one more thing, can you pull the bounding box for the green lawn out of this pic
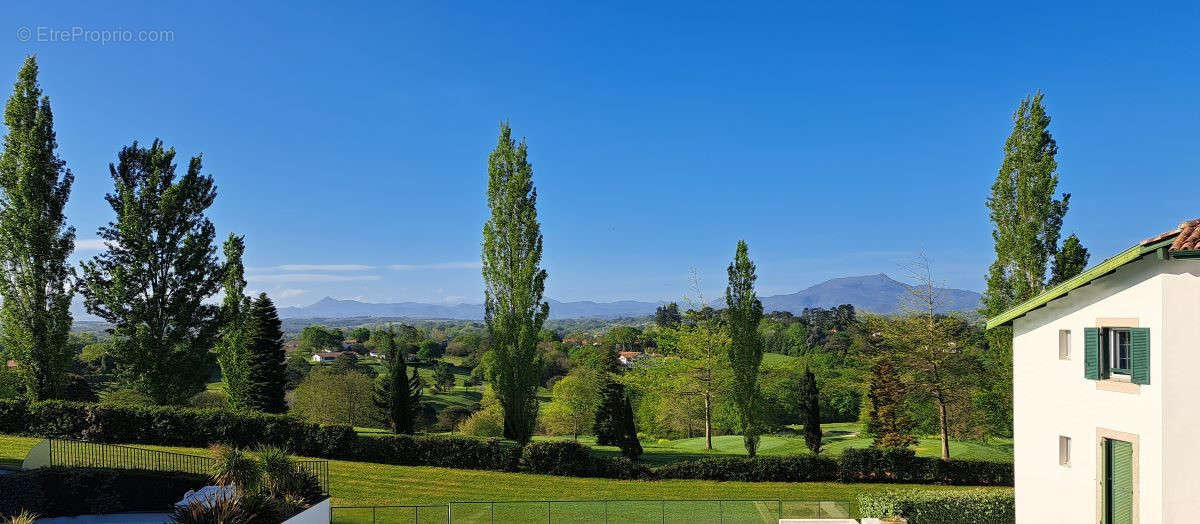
[537,422,1012,465]
[0,434,1008,522]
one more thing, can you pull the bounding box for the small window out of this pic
[1104,328,1131,376]
[1059,435,1071,466]
[1058,330,1071,360]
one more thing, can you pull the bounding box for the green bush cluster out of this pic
[839,448,1013,486]
[0,400,356,457]
[857,488,1015,524]
[0,467,207,517]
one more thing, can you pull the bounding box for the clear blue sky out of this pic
[4,2,1198,307]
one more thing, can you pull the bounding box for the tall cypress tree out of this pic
[79,139,222,405]
[866,358,917,449]
[726,240,764,457]
[373,328,414,434]
[593,347,642,458]
[801,366,822,455]
[481,122,548,444]
[216,234,253,408]
[0,57,76,400]
[245,293,286,413]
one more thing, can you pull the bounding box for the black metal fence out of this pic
[331,499,853,523]
[45,438,330,494]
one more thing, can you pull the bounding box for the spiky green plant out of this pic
[209,445,261,494]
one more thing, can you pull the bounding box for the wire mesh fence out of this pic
[44,438,330,494]
[331,499,852,523]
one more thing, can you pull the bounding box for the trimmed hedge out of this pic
[520,441,595,476]
[858,488,1015,524]
[0,399,357,457]
[352,433,522,471]
[839,448,1013,486]
[655,455,838,482]
[0,467,208,517]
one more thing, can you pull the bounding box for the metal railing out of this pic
[44,438,330,494]
[331,499,852,523]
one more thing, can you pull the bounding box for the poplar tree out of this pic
[245,293,287,413]
[79,139,223,405]
[726,240,764,456]
[1049,234,1090,286]
[0,57,76,400]
[981,92,1083,438]
[481,122,548,444]
[216,234,253,408]
[801,366,822,455]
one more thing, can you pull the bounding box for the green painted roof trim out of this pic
[985,238,1176,330]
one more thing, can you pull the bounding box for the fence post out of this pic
[778,500,782,520]
[604,500,608,524]
[491,502,494,524]
[661,500,665,524]
[719,500,723,524]
[448,503,453,524]
[372,506,376,524]
[547,501,551,524]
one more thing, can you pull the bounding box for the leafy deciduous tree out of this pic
[0,56,76,400]
[215,234,252,408]
[481,122,548,444]
[726,240,764,456]
[79,139,223,405]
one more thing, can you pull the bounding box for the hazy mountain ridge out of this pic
[274,274,981,320]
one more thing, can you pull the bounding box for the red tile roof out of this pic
[1169,218,1200,251]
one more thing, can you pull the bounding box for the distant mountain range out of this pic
[275,274,981,320]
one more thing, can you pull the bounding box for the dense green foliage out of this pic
[726,240,765,456]
[245,293,287,413]
[858,488,1015,523]
[1049,233,1089,286]
[865,358,917,448]
[78,139,223,405]
[801,366,822,454]
[373,329,415,434]
[838,448,1012,485]
[481,122,549,444]
[215,234,252,408]
[0,57,76,400]
[0,467,207,517]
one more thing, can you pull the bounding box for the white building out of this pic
[988,218,1200,524]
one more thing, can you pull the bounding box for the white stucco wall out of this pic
[1012,256,1200,523]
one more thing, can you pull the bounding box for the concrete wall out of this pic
[1160,264,1200,522]
[1012,256,1195,523]
[283,497,330,524]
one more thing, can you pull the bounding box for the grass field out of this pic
[0,434,1009,522]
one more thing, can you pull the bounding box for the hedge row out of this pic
[0,400,1012,486]
[857,488,1015,524]
[0,400,356,457]
[0,467,208,517]
[839,448,1013,486]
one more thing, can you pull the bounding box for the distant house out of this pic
[5,359,16,369]
[618,351,644,368]
[311,351,343,363]
[283,340,301,352]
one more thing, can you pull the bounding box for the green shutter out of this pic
[1107,439,1133,524]
[1084,327,1100,380]
[1131,328,1150,385]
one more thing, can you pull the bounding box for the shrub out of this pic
[520,440,595,476]
[592,456,652,480]
[857,489,1015,524]
[838,448,1013,486]
[655,456,838,482]
[0,467,207,517]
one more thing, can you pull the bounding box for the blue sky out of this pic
[4,2,1198,307]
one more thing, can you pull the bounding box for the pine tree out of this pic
[1049,233,1089,286]
[618,393,643,459]
[79,139,223,405]
[801,366,822,455]
[373,329,414,434]
[244,293,287,413]
[216,234,253,408]
[481,122,548,444]
[865,358,917,449]
[726,240,764,456]
[0,56,76,400]
[591,348,643,459]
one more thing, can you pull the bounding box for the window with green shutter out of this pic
[1084,327,1100,380]
[1130,327,1150,385]
[1105,438,1133,524]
